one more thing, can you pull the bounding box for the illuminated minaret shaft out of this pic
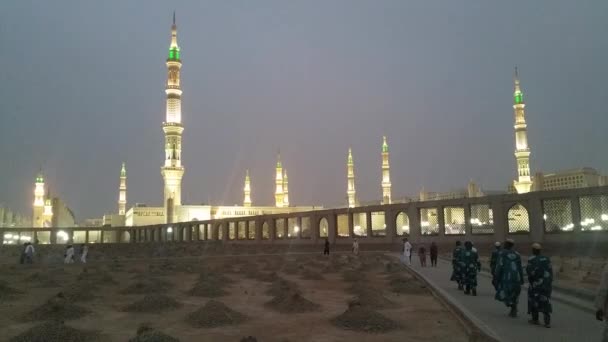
[118,162,127,215]
[33,172,45,227]
[244,169,252,207]
[512,67,533,193]
[381,136,392,204]
[283,170,289,207]
[161,13,185,223]
[275,153,284,207]
[347,148,356,208]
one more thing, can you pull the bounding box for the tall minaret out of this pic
[118,162,127,215]
[512,67,533,194]
[283,170,290,207]
[243,169,252,207]
[33,171,45,227]
[43,188,53,227]
[161,12,185,223]
[275,153,284,207]
[381,136,392,204]
[347,148,356,208]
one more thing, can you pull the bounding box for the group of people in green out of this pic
[451,239,553,328]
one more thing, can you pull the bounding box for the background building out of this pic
[508,168,608,193]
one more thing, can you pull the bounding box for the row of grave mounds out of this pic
[18,292,91,322]
[9,320,101,342]
[331,300,401,334]
[122,294,183,313]
[185,300,248,328]
[0,280,24,301]
[129,324,180,342]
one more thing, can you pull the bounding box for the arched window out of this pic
[319,217,329,238]
[262,222,270,240]
[508,203,530,234]
[396,212,410,236]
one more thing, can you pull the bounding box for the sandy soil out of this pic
[0,253,468,342]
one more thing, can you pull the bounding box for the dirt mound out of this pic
[331,303,400,333]
[121,278,171,294]
[186,300,247,328]
[342,269,365,282]
[128,324,180,342]
[265,290,320,313]
[384,261,406,274]
[198,270,234,284]
[25,272,60,288]
[77,268,116,285]
[60,282,98,302]
[266,278,299,297]
[9,321,99,342]
[0,280,23,300]
[348,287,397,309]
[300,269,324,280]
[123,294,182,313]
[281,263,302,275]
[254,271,278,282]
[20,294,90,322]
[188,278,228,298]
[388,275,427,294]
[240,336,258,342]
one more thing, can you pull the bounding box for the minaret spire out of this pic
[118,162,127,215]
[381,136,392,204]
[243,169,252,207]
[512,67,533,193]
[347,148,356,208]
[275,152,284,207]
[33,171,45,227]
[283,170,290,207]
[161,14,185,223]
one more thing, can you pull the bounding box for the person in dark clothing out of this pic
[490,241,502,290]
[526,243,553,328]
[495,239,524,317]
[418,245,427,267]
[323,239,330,255]
[462,241,481,296]
[19,243,27,264]
[430,242,438,267]
[451,241,465,290]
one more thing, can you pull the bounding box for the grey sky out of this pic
[1,1,607,220]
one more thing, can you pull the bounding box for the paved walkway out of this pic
[408,257,605,342]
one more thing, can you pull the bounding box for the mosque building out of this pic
[122,16,318,227]
[27,18,608,229]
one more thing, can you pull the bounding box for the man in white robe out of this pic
[403,238,412,266]
[64,245,75,264]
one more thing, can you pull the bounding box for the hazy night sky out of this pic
[1,1,607,221]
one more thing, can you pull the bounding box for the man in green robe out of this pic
[462,241,481,296]
[490,241,501,290]
[494,239,524,317]
[450,241,465,290]
[526,243,552,328]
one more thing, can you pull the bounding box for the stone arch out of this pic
[262,221,270,240]
[121,231,130,243]
[319,217,329,238]
[395,211,410,236]
[507,203,530,234]
[215,223,223,240]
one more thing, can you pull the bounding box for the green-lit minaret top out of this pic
[168,11,180,61]
[348,148,353,165]
[35,174,44,183]
[121,162,126,177]
[514,67,524,105]
[276,152,282,168]
[382,136,389,153]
